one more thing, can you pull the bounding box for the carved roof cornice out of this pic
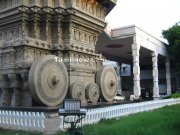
[97,0,116,15]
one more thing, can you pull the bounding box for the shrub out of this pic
[171,93,180,98]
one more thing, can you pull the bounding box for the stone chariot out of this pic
[0,0,117,107]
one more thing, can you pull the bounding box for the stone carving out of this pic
[28,55,69,106]
[0,0,116,107]
[71,27,97,45]
[74,0,106,19]
[86,83,100,103]
[1,27,22,46]
[8,74,22,107]
[96,66,118,102]
[70,82,85,101]
[21,73,32,106]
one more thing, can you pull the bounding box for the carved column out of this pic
[57,19,63,45]
[166,58,172,96]
[0,75,12,106]
[46,20,50,42]
[117,63,122,95]
[34,19,39,39]
[8,74,22,106]
[132,43,141,99]
[22,18,27,38]
[21,74,32,106]
[152,52,160,100]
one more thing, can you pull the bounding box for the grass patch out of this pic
[80,104,180,135]
[0,128,43,135]
[171,93,180,98]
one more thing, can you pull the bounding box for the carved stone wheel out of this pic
[96,66,118,102]
[70,82,85,101]
[28,55,69,106]
[86,83,100,103]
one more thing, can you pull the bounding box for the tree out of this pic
[162,22,180,71]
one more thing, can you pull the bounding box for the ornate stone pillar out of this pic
[166,58,172,96]
[34,19,39,39]
[22,19,27,38]
[46,20,50,42]
[21,73,32,106]
[117,63,122,95]
[0,75,12,106]
[8,74,22,106]
[0,88,12,106]
[152,52,160,100]
[132,43,141,99]
[57,19,61,44]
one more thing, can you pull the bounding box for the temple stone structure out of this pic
[0,0,117,107]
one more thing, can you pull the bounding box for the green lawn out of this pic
[0,104,180,135]
[58,104,180,135]
[81,104,180,135]
[0,130,42,135]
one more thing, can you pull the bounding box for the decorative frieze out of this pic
[0,26,21,44]
[74,0,106,19]
[2,47,15,67]
[29,0,42,7]
[71,27,97,45]
[0,47,50,69]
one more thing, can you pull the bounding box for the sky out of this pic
[105,0,180,43]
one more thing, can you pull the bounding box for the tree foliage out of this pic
[162,22,180,70]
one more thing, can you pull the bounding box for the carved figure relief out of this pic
[74,0,105,19]
[16,49,23,62]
